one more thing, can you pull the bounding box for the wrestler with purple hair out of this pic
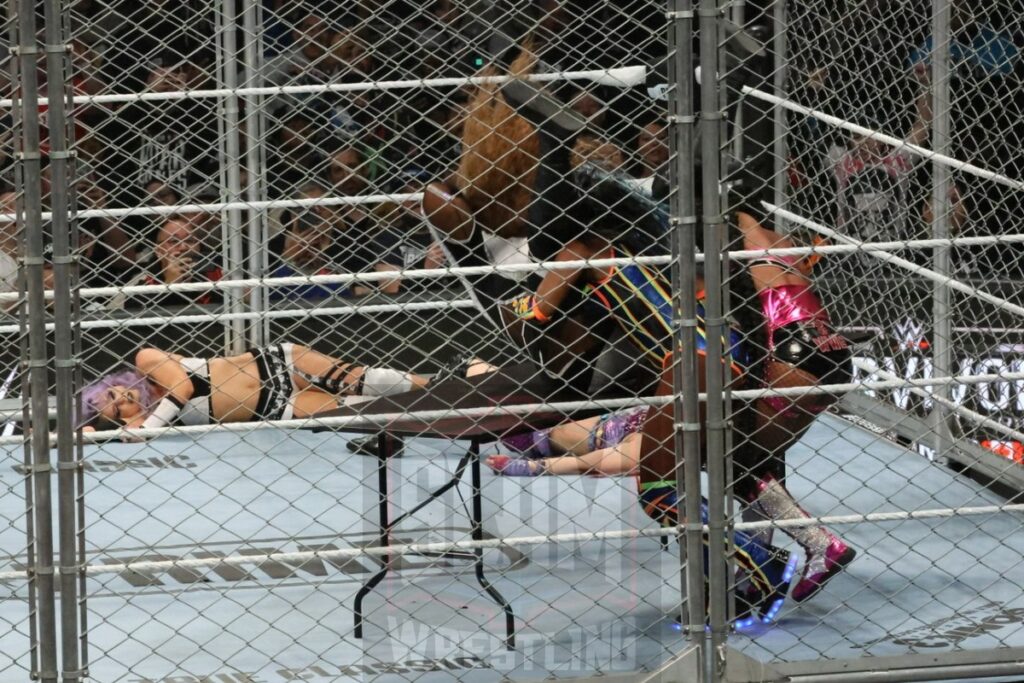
[80,344,427,437]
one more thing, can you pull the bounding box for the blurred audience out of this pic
[101,56,218,207]
[830,85,965,256]
[8,0,1016,318]
[326,144,379,224]
[41,161,138,288]
[258,3,336,121]
[127,216,223,308]
[634,118,668,181]
[268,206,347,301]
[267,200,401,300]
[909,1,1023,276]
[369,176,447,293]
[269,107,328,198]
[331,203,404,298]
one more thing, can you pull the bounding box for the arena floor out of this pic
[2,414,1023,682]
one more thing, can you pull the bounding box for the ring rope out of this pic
[765,203,1024,321]
[0,193,422,224]
[0,66,648,108]
[0,299,478,335]
[4,370,1023,447]
[743,85,1024,191]
[3,232,1021,305]
[1,502,1021,582]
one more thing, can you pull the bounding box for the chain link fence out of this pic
[1,0,1023,681]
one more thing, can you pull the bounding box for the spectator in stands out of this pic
[320,29,382,143]
[121,179,180,252]
[35,37,109,174]
[570,87,607,129]
[785,0,925,227]
[68,38,108,115]
[180,181,223,258]
[326,144,379,224]
[102,56,218,204]
[269,107,326,198]
[403,0,485,77]
[384,90,464,179]
[128,216,222,308]
[141,179,179,208]
[908,1,1023,276]
[269,181,326,239]
[268,207,345,301]
[634,118,669,180]
[268,201,401,300]
[328,145,372,196]
[831,86,966,270]
[326,29,374,82]
[257,4,336,116]
[70,0,131,59]
[102,0,215,94]
[369,175,447,294]
[333,206,403,298]
[40,161,138,289]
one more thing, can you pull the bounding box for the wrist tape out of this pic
[141,395,186,430]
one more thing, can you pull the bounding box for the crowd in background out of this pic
[0,0,670,310]
[0,0,1021,313]
[785,0,1023,280]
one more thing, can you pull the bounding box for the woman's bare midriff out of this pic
[208,353,263,422]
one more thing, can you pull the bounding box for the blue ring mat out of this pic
[2,414,1023,682]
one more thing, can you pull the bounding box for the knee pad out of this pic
[362,368,414,397]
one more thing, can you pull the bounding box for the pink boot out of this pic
[791,536,857,603]
[747,475,857,603]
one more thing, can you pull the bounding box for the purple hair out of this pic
[79,370,156,427]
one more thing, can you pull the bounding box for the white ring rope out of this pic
[764,203,1024,321]
[0,66,648,108]
[743,86,1024,192]
[0,300,477,335]
[4,370,1023,447]
[1,502,1021,582]
[0,193,422,223]
[854,357,1024,445]
[3,232,1021,306]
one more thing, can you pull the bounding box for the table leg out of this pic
[354,433,392,638]
[470,438,516,650]
[385,452,472,538]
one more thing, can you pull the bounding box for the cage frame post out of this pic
[667,0,707,670]
[770,0,787,232]
[698,0,730,678]
[14,0,59,679]
[6,1,42,678]
[217,0,247,355]
[929,0,953,462]
[241,0,269,349]
[41,0,82,678]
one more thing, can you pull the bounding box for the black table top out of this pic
[311,363,618,439]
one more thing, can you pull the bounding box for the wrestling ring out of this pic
[3,2,1024,681]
